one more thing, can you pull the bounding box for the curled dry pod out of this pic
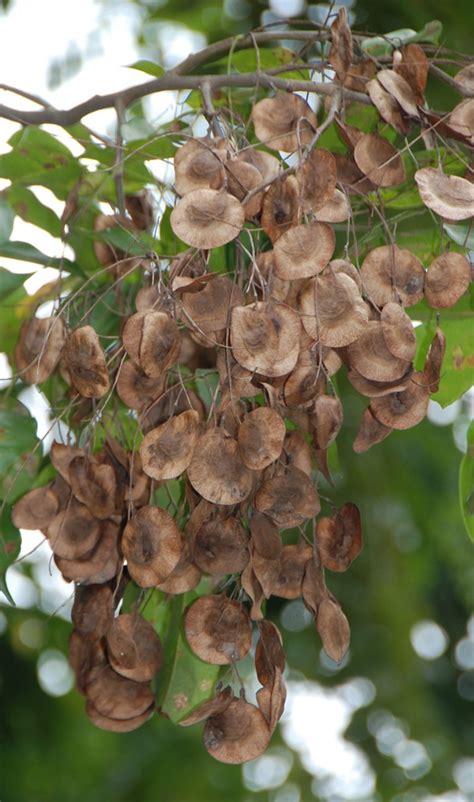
[106,613,162,682]
[140,410,200,481]
[255,620,286,687]
[63,326,110,399]
[316,189,351,223]
[251,547,280,601]
[69,630,107,695]
[231,302,300,378]
[225,159,263,219]
[86,665,154,721]
[255,467,320,529]
[295,149,337,213]
[85,700,154,733]
[311,395,343,450]
[255,250,290,303]
[261,175,300,243]
[122,505,182,587]
[414,168,474,221]
[370,372,429,430]
[181,275,243,334]
[192,516,249,575]
[376,69,420,118]
[184,594,252,665]
[450,99,474,144]
[360,244,425,307]
[353,407,392,453]
[300,271,368,348]
[187,427,253,505]
[50,441,85,483]
[251,93,316,152]
[116,360,165,410]
[329,7,353,80]
[353,133,405,187]
[367,79,410,136]
[122,311,180,379]
[301,555,326,615]
[170,189,244,248]
[47,500,101,560]
[241,559,265,620]
[316,595,350,664]
[380,302,416,361]
[71,583,114,640]
[395,43,429,104]
[273,222,335,280]
[174,137,226,195]
[57,520,121,586]
[203,697,271,764]
[270,542,313,600]
[424,252,471,309]
[317,503,362,572]
[347,321,410,382]
[256,666,287,733]
[249,512,282,560]
[68,455,117,519]
[179,686,233,727]
[423,327,446,394]
[12,485,59,531]
[238,407,286,471]
[15,316,65,384]
[282,430,313,477]
[347,367,412,398]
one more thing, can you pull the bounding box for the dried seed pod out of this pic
[261,175,300,243]
[55,520,121,585]
[170,189,244,248]
[239,148,280,185]
[334,153,376,195]
[329,8,353,80]
[50,442,85,483]
[251,93,316,152]
[284,360,324,408]
[317,503,362,572]
[316,595,350,663]
[311,395,343,450]
[225,159,263,218]
[270,542,313,599]
[86,666,154,720]
[187,428,253,505]
[68,455,117,519]
[140,410,200,481]
[376,69,420,118]
[122,505,183,587]
[15,316,66,384]
[174,137,226,195]
[156,541,201,594]
[238,407,286,470]
[125,192,154,230]
[179,686,233,727]
[380,302,417,361]
[69,630,107,695]
[47,500,101,560]
[300,272,368,347]
[181,275,243,334]
[316,189,351,223]
[255,620,286,687]
[449,99,474,145]
[184,594,252,665]
[353,407,392,453]
[414,168,474,221]
[116,360,165,410]
[424,252,471,309]
[192,517,249,575]
[360,245,425,307]
[12,485,59,531]
[423,327,446,394]
[63,326,110,398]
[273,222,335,280]
[282,431,313,476]
[85,700,154,733]
[204,697,271,764]
[122,311,180,378]
[367,79,410,136]
[295,149,337,213]
[256,467,320,529]
[302,556,326,615]
[395,44,429,103]
[71,584,114,640]
[347,321,410,382]
[454,64,474,93]
[329,259,362,292]
[347,367,412,398]
[256,666,287,733]
[241,559,265,620]
[354,133,405,187]
[231,302,300,378]
[370,373,430,430]
[106,614,162,682]
[249,512,282,560]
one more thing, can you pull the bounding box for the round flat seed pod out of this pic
[273,222,335,280]
[270,542,313,599]
[261,175,300,243]
[231,302,300,378]
[317,503,362,572]
[249,512,282,560]
[425,252,471,309]
[240,148,280,185]
[295,149,337,213]
[347,321,410,382]
[360,245,425,307]
[284,362,324,408]
[414,167,474,221]
[47,501,101,560]
[63,325,110,399]
[316,596,350,664]
[204,697,271,764]
[334,153,376,195]
[122,505,183,586]
[255,251,290,303]
[370,373,429,430]
[376,69,419,118]
[449,99,474,145]
[300,272,368,347]
[181,275,243,334]
[12,485,59,531]
[354,133,405,187]
[179,686,233,727]
[72,584,114,640]
[395,44,429,103]
[86,666,154,720]
[225,159,263,218]
[156,542,201,595]
[193,517,249,575]
[184,594,252,665]
[116,360,165,410]
[329,259,362,292]
[68,456,117,519]
[122,311,180,378]
[15,316,66,384]
[106,613,162,682]
[255,620,285,687]
[170,189,244,249]
[282,431,313,477]
[380,302,416,361]
[238,407,286,471]
[140,410,200,481]
[353,407,392,453]
[56,520,121,584]
[174,137,226,195]
[255,467,320,529]
[187,428,253,506]
[366,79,410,136]
[347,367,412,398]
[316,189,351,223]
[251,93,316,152]
[50,442,85,483]
[86,700,154,733]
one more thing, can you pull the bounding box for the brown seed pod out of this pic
[12,485,59,531]
[414,167,474,221]
[240,560,265,620]
[282,431,313,477]
[300,272,368,347]
[116,360,165,410]
[366,79,410,136]
[423,327,446,394]
[256,666,287,733]
[255,467,320,529]
[329,259,362,292]
[354,133,405,187]
[360,245,425,307]
[15,316,66,384]
[295,149,337,213]
[231,302,300,378]
[343,57,376,92]
[225,159,263,219]
[425,252,471,309]
[179,686,234,727]
[181,275,244,334]
[238,407,286,471]
[125,192,154,231]
[273,222,335,280]
[140,410,200,481]
[334,153,376,195]
[122,505,183,587]
[93,213,141,276]
[71,583,114,640]
[122,311,180,378]
[329,7,353,80]
[203,697,271,764]
[170,189,244,248]
[347,321,410,382]
[187,428,253,505]
[395,44,429,103]
[261,175,300,243]
[301,555,326,615]
[270,542,313,600]
[380,302,417,361]
[353,407,392,453]
[86,666,154,721]
[56,520,121,585]
[85,700,154,733]
[68,455,117,519]
[50,442,85,483]
[311,395,343,450]
[156,540,201,595]
[249,512,282,561]
[106,613,162,682]
[317,503,362,572]
[316,595,350,663]
[251,93,316,152]
[174,137,227,195]
[449,99,474,145]
[239,148,280,185]
[370,372,430,430]
[192,516,249,575]
[63,326,110,399]
[316,189,351,223]
[454,64,474,93]
[184,594,252,665]
[347,367,412,398]
[376,69,420,118]
[47,500,101,560]
[254,250,290,304]
[255,620,286,687]
[68,630,107,694]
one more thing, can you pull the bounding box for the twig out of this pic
[428,63,474,98]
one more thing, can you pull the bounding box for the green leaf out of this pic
[459,422,474,542]
[0,506,21,604]
[0,240,74,270]
[127,60,165,78]
[432,316,474,407]
[444,223,474,251]
[361,29,417,57]
[0,267,32,300]
[0,396,41,503]
[7,186,61,238]
[412,20,443,45]
[0,197,15,242]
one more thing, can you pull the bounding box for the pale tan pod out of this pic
[140,410,200,481]
[187,428,253,505]
[370,372,430,430]
[231,302,301,378]
[238,407,286,470]
[174,137,227,195]
[251,93,316,152]
[347,321,410,382]
[170,189,245,248]
[316,189,351,223]
[63,326,110,399]
[299,272,368,347]
[15,316,66,384]
[424,252,471,309]
[380,302,417,361]
[354,133,405,187]
[376,69,420,118]
[184,595,252,665]
[273,222,335,280]
[366,79,410,136]
[360,245,425,307]
[203,697,271,764]
[414,168,474,221]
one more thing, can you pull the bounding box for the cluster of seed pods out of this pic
[10,10,473,763]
